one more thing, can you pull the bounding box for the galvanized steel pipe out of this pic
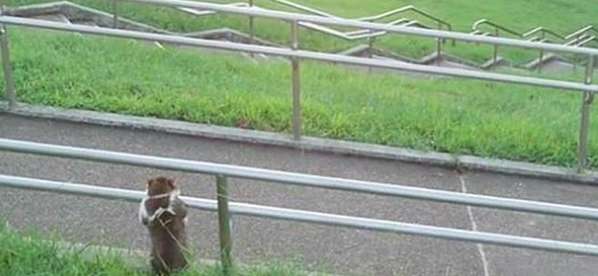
[2,174,598,256]
[0,16,596,93]
[130,0,598,56]
[1,138,598,221]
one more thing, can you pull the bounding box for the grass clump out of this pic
[0,222,140,275]
[0,222,311,276]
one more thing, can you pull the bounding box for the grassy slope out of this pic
[0,223,308,276]
[7,0,598,63]
[4,28,597,168]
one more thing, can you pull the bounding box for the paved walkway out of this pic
[1,113,598,276]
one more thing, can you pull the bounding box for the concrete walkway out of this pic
[1,113,597,276]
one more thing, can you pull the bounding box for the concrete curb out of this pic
[1,102,597,185]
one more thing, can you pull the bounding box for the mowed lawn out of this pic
[3,28,597,168]
[6,0,598,63]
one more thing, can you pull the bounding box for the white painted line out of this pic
[460,175,491,276]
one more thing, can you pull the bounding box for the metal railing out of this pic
[175,1,453,37]
[565,26,598,68]
[2,138,598,274]
[523,27,567,43]
[166,0,453,57]
[471,19,520,67]
[522,27,568,71]
[351,4,455,59]
[0,0,596,174]
[267,0,337,18]
[472,20,598,72]
[472,19,568,69]
[473,20,598,49]
[174,2,249,17]
[566,25,597,47]
[472,19,522,38]
[268,2,454,38]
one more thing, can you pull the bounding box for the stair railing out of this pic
[4,0,598,172]
[354,5,454,61]
[564,26,597,69]
[473,19,596,71]
[174,2,249,16]
[565,25,597,48]
[523,27,566,43]
[268,0,338,18]
[169,0,452,58]
[522,27,566,72]
[356,5,453,40]
[472,19,523,66]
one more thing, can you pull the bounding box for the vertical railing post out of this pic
[216,175,233,275]
[538,31,545,73]
[248,0,254,45]
[0,5,16,110]
[367,31,375,73]
[290,20,302,140]
[449,26,456,46]
[436,22,442,65]
[367,34,374,59]
[578,55,595,173]
[493,28,500,66]
[112,0,118,28]
[573,33,582,72]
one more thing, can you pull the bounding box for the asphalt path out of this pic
[1,113,597,275]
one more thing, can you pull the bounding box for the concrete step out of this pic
[539,59,576,73]
[435,59,478,70]
[31,13,71,24]
[69,19,99,27]
[480,56,508,70]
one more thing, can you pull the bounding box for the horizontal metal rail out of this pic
[2,174,598,256]
[472,20,597,50]
[2,138,598,221]
[200,1,448,40]
[269,0,338,19]
[523,27,566,41]
[565,25,597,48]
[357,5,451,29]
[127,0,598,56]
[573,35,597,47]
[177,1,440,41]
[269,1,451,31]
[1,16,596,93]
[473,19,522,38]
[175,2,248,17]
[292,21,381,41]
[566,25,596,40]
[474,20,587,49]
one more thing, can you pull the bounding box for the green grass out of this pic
[0,222,310,276]
[2,28,597,168]
[6,0,598,63]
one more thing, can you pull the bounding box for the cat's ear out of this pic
[167,178,176,189]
